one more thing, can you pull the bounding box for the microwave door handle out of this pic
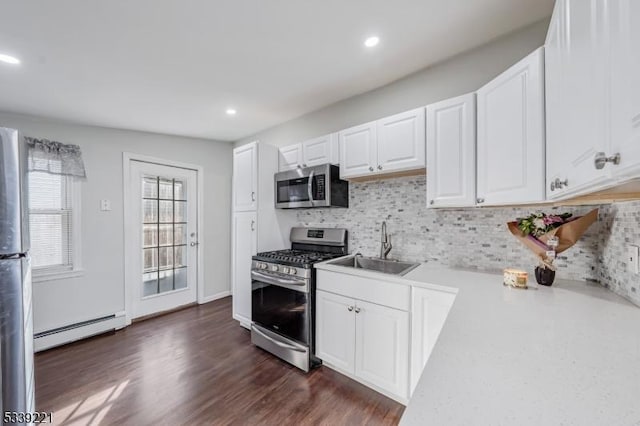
[307,170,315,205]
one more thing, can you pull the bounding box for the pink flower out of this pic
[543,215,564,225]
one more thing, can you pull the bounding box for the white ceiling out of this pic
[0,0,553,141]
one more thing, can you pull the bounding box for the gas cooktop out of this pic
[253,249,343,268]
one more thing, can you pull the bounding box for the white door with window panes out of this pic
[129,161,198,318]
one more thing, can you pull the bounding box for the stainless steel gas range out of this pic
[250,227,348,372]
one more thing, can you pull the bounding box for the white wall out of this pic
[0,112,232,333]
[235,19,549,148]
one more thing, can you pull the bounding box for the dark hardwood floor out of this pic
[35,297,404,426]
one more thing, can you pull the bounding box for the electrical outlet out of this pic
[100,199,111,211]
[627,245,639,274]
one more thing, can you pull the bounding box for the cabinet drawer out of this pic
[317,270,410,311]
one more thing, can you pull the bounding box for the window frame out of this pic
[29,174,83,283]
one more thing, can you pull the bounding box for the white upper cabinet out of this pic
[302,133,339,167]
[609,0,640,180]
[426,93,476,208]
[545,0,612,199]
[339,121,377,178]
[278,144,303,171]
[376,108,426,174]
[477,47,546,206]
[232,142,258,212]
[278,133,339,172]
[340,108,426,179]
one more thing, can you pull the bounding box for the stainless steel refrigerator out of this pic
[0,127,35,419]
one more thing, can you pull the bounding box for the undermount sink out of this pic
[328,256,420,276]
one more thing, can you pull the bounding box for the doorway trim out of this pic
[123,152,205,325]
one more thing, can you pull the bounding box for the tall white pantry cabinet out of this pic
[231,141,291,328]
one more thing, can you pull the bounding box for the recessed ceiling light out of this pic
[226,108,237,116]
[0,53,20,65]
[364,36,380,48]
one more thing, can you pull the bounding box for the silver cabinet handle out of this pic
[251,220,255,231]
[347,306,354,312]
[594,152,621,169]
[251,191,256,202]
[354,307,361,313]
[368,166,374,172]
[477,198,485,204]
[377,165,382,170]
[551,178,568,191]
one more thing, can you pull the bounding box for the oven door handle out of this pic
[251,270,307,288]
[307,170,315,206]
[251,325,307,353]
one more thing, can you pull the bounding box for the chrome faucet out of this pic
[380,221,392,259]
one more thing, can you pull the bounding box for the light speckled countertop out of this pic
[316,260,640,425]
[402,266,640,426]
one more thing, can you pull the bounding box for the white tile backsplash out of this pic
[297,175,639,307]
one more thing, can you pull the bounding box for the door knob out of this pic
[594,152,621,170]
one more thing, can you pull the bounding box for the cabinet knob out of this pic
[594,152,621,170]
[354,307,361,313]
[303,163,307,167]
[429,200,435,205]
[368,166,374,172]
[377,165,382,170]
[347,306,354,312]
[476,198,485,204]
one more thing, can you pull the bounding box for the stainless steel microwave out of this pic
[274,164,349,209]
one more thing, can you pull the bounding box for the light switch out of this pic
[100,199,112,211]
[627,245,639,274]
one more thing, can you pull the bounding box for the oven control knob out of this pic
[289,268,297,275]
[282,267,290,274]
[271,265,279,272]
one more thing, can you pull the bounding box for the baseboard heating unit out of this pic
[34,312,127,352]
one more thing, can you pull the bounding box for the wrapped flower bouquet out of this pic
[507,209,598,286]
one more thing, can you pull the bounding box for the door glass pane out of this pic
[174,201,186,223]
[143,200,158,223]
[143,177,158,198]
[140,174,190,298]
[159,225,173,246]
[159,201,173,223]
[174,180,185,201]
[159,179,173,199]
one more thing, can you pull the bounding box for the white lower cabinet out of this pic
[231,211,257,327]
[354,299,409,399]
[410,287,456,395]
[315,291,356,373]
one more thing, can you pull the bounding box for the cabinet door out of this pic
[339,122,377,179]
[545,0,612,199]
[233,143,257,211]
[355,300,409,400]
[315,290,356,373]
[377,108,426,173]
[609,0,640,179]
[410,288,456,395]
[231,211,257,327]
[302,133,339,167]
[278,144,302,171]
[477,47,545,205]
[426,94,476,208]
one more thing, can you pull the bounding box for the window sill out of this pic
[32,269,85,283]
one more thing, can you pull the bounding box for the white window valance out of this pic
[25,137,86,178]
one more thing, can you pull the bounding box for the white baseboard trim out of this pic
[34,312,127,352]
[199,290,231,304]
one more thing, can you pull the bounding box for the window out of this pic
[28,171,82,281]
